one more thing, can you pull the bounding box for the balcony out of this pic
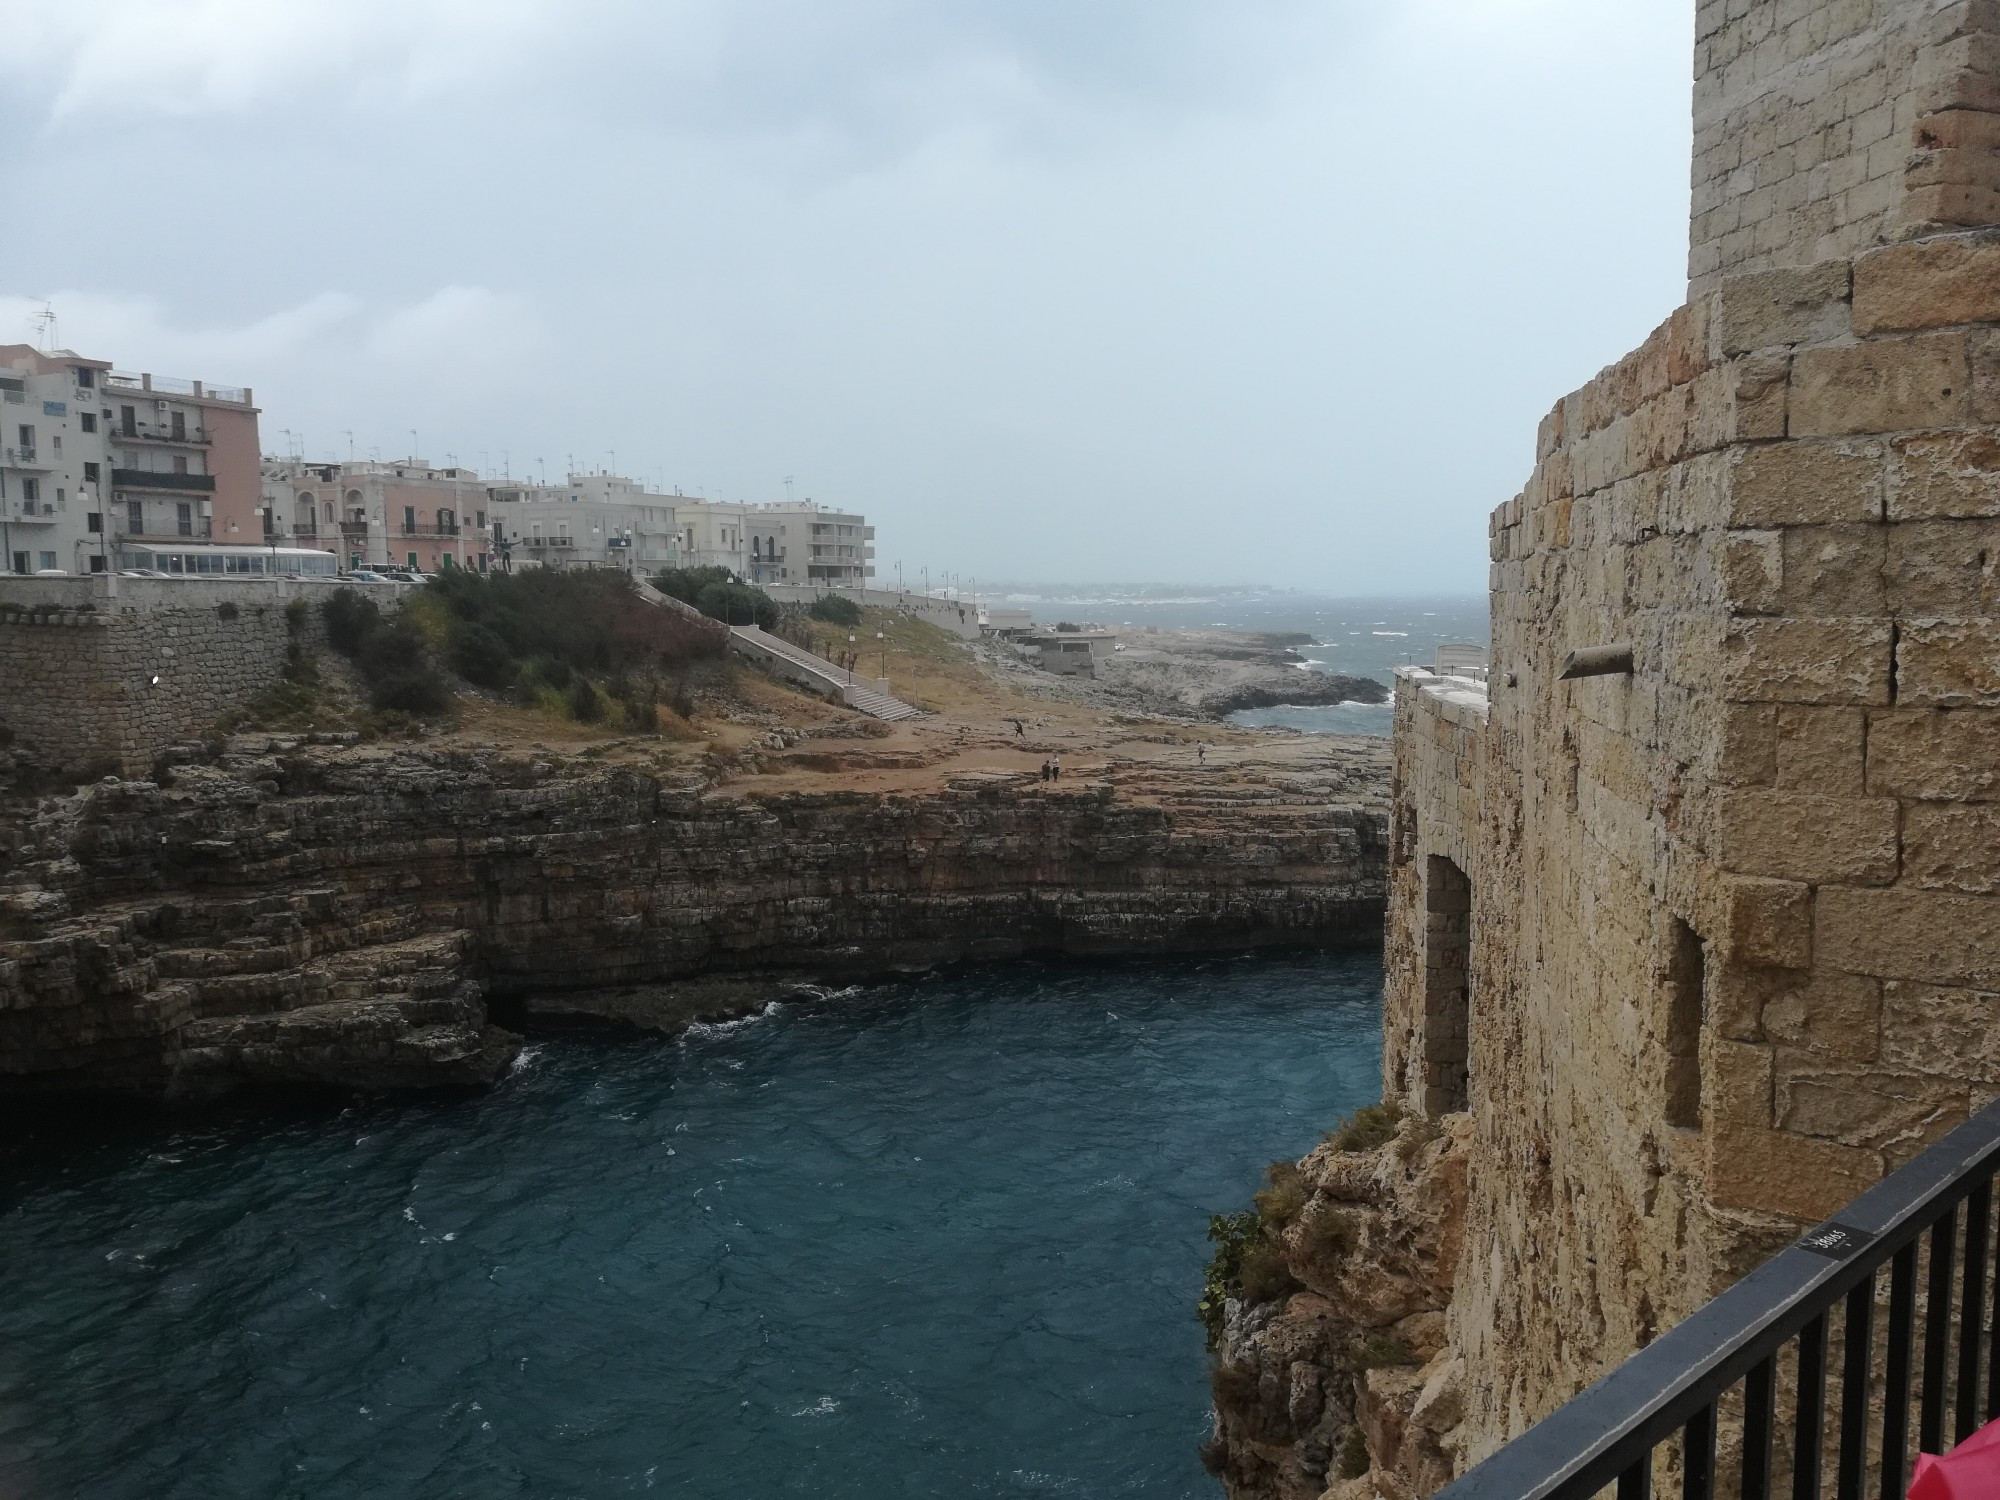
[116,523,215,541]
[7,503,58,524]
[4,447,52,470]
[339,520,370,539]
[117,425,211,446]
[111,468,215,493]
[401,523,461,537]
[1438,1100,2000,1500]
[523,535,575,548]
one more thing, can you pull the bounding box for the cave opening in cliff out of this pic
[1664,917,1706,1130]
[1422,854,1471,1114]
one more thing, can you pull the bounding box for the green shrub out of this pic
[565,677,604,723]
[808,593,862,626]
[322,589,381,656]
[693,579,778,631]
[215,600,239,621]
[622,690,659,731]
[1326,1101,1405,1153]
[282,642,319,686]
[451,623,515,689]
[1198,1210,1261,1351]
[652,565,738,608]
[285,597,309,637]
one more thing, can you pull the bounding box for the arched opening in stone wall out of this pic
[1422,855,1471,1114]
[1664,917,1706,1130]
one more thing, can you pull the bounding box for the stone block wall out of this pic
[1692,0,2000,286]
[0,577,357,777]
[1385,227,2000,1467]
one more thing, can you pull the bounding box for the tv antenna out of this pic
[29,301,57,352]
[785,475,794,502]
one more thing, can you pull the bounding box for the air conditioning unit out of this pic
[153,398,168,411]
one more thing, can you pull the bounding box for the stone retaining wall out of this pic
[0,578,403,778]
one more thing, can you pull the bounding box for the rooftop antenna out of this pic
[344,430,355,461]
[785,475,794,503]
[30,301,57,353]
[409,429,419,464]
[609,449,616,476]
[502,450,510,479]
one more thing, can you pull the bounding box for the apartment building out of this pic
[0,346,261,576]
[264,458,491,573]
[486,473,679,573]
[711,500,874,587]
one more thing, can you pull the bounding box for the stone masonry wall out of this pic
[1694,0,2000,287]
[1371,229,2000,1483]
[0,578,386,778]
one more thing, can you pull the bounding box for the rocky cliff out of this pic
[1206,1113,1471,1500]
[0,734,1387,1103]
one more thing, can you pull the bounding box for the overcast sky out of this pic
[2,0,1691,592]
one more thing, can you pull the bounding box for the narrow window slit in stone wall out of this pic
[1664,917,1705,1131]
[1423,855,1471,1115]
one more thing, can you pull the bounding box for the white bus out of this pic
[117,544,340,579]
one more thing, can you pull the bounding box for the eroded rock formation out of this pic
[0,735,1386,1102]
[1206,1114,1471,1500]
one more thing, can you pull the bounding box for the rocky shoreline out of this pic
[0,734,1388,1104]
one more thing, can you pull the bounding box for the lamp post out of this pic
[847,633,856,685]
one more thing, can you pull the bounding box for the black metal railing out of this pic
[1440,1102,2000,1500]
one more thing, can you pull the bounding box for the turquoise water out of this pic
[0,953,1384,1500]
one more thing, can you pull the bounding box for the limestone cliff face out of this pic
[1206,1115,1471,1500]
[0,737,1386,1101]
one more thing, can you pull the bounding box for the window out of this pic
[476,510,485,527]
[128,501,144,533]
[323,502,333,522]
[87,512,102,533]
[37,551,55,572]
[9,552,23,574]
[403,506,416,533]
[83,461,99,482]
[170,411,186,441]
[51,435,61,454]
[1664,919,1706,1130]
[120,406,136,436]
[175,502,192,536]
[73,367,95,389]
[89,554,105,573]
[20,478,38,504]
[80,413,96,433]
[172,456,189,475]
[1421,856,1472,1114]
[16,424,33,449]
[55,488,65,509]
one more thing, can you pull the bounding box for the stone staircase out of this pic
[728,625,924,721]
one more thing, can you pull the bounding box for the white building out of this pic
[486,473,680,574]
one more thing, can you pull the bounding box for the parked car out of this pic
[32,568,68,577]
[380,568,430,584]
[344,570,391,583]
[121,568,173,578]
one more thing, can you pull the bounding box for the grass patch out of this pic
[1325,1100,1406,1153]
[1336,1426,1371,1480]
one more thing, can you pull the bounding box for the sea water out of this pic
[0,952,1384,1499]
[1000,591,1488,736]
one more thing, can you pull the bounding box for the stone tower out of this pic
[1378,0,2000,1477]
